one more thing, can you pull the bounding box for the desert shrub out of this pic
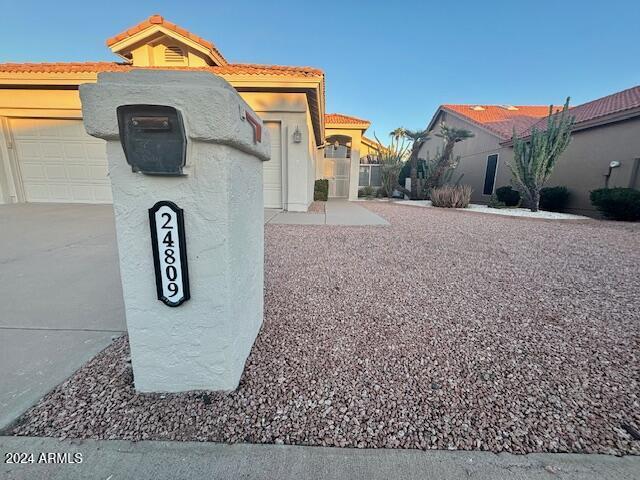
[359,186,375,198]
[539,186,570,212]
[487,194,507,209]
[314,179,329,201]
[590,188,640,221]
[495,186,520,206]
[430,185,472,208]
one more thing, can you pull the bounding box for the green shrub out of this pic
[590,188,640,221]
[358,186,375,198]
[495,186,520,206]
[430,185,472,208]
[398,159,427,189]
[487,194,507,209]
[314,179,329,201]
[539,186,570,212]
[375,187,386,198]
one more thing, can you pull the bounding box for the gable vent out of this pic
[164,46,186,63]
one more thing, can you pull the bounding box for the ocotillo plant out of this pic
[509,98,574,212]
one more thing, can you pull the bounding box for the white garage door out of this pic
[263,122,282,209]
[10,118,111,203]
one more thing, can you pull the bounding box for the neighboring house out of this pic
[323,113,385,198]
[421,85,640,215]
[0,14,374,211]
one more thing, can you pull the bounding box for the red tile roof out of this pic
[441,104,562,140]
[0,62,324,78]
[106,14,228,65]
[517,85,640,139]
[325,113,370,127]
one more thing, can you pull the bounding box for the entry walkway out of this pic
[266,199,388,226]
[1,436,637,480]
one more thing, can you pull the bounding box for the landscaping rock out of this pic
[12,203,640,455]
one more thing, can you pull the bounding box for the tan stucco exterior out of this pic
[421,110,640,215]
[0,17,326,211]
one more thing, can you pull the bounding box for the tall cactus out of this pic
[509,98,574,212]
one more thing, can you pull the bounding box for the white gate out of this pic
[325,157,350,198]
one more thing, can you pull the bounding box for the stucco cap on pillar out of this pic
[79,69,270,161]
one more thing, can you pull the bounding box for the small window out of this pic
[164,46,186,63]
[483,154,499,195]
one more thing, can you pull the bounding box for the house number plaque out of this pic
[148,201,190,307]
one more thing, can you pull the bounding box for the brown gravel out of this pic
[307,201,326,214]
[13,203,640,455]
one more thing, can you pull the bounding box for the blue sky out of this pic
[1,0,638,139]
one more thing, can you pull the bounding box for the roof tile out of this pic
[442,104,561,139]
[0,62,324,78]
[519,85,640,138]
[325,113,370,127]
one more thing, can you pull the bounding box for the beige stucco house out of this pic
[0,15,379,211]
[420,86,640,215]
[322,113,383,199]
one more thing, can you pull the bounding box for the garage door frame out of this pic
[1,116,27,203]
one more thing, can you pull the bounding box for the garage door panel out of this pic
[11,118,112,204]
[63,143,88,159]
[42,143,65,158]
[44,164,67,179]
[19,163,46,180]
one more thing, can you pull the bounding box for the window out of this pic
[483,154,499,195]
[630,158,640,189]
[359,165,382,187]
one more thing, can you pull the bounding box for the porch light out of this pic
[292,126,302,143]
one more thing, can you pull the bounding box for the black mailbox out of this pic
[117,105,187,175]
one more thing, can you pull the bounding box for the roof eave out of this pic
[500,106,640,146]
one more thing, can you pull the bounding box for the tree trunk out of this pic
[530,189,540,212]
[409,157,418,200]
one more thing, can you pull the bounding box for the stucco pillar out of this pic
[80,70,270,392]
[349,133,362,201]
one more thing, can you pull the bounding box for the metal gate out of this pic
[326,157,350,198]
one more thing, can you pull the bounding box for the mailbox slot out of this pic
[117,105,187,175]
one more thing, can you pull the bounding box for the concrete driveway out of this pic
[0,204,125,430]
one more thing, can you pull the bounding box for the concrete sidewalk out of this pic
[1,436,638,480]
[0,204,126,431]
[267,199,389,226]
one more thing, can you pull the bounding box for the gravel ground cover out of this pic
[13,203,640,455]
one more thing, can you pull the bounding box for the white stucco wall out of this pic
[80,70,270,392]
